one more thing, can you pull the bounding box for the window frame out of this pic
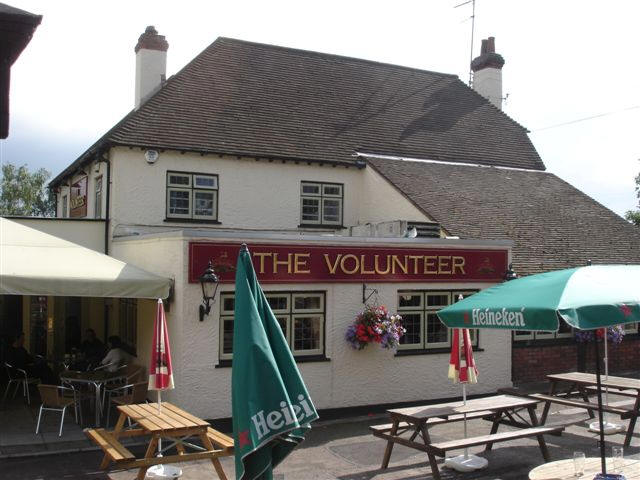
[299,181,343,227]
[94,176,103,219]
[166,171,218,222]
[61,195,68,218]
[219,291,326,361]
[397,289,479,352]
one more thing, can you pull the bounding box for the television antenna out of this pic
[454,0,476,86]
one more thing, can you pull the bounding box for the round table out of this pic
[529,457,640,479]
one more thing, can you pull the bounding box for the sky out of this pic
[1,0,638,218]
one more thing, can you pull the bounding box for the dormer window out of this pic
[300,181,343,227]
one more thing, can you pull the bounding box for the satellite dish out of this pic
[145,150,159,164]
[405,227,418,238]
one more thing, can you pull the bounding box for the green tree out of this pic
[625,169,640,226]
[0,163,56,217]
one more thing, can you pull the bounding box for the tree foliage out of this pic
[0,163,56,217]
[625,169,640,226]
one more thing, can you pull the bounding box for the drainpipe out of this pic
[103,151,111,255]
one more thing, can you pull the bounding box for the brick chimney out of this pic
[471,36,505,110]
[134,26,168,109]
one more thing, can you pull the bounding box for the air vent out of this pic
[406,221,441,238]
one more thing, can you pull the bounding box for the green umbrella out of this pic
[437,264,640,476]
[232,244,319,480]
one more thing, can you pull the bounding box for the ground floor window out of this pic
[219,291,325,360]
[118,298,137,355]
[397,290,478,351]
[515,321,638,342]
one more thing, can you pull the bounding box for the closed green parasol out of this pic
[437,264,640,476]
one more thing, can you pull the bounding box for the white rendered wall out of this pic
[108,148,432,238]
[10,217,104,251]
[135,49,166,109]
[55,160,105,220]
[112,235,512,420]
[473,67,502,110]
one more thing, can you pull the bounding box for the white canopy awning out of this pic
[0,218,172,298]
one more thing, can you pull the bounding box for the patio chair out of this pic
[3,362,39,405]
[101,364,142,412]
[35,384,81,437]
[105,381,149,427]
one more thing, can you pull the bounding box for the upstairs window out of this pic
[166,172,218,221]
[94,176,103,219]
[300,182,343,226]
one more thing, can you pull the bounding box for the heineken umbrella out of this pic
[444,326,486,472]
[437,264,640,476]
[147,299,180,479]
[232,244,319,480]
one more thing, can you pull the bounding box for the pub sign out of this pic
[69,176,88,218]
[189,242,508,284]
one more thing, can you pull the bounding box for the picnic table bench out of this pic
[85,402,234,480]
[371,394,564,480]
[535,372,640,447]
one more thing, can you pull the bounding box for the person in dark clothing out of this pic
[80,328,105,365]
[6,333,57,384]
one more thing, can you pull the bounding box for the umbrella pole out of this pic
[593,337,606,474]
[157,390,162,457]
[463,383,469,460]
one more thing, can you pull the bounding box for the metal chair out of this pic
[35,384,79,437]
[3,362,39,404]
[105,381,149,427]
[102,364,143,411]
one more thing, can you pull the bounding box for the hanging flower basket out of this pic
[345,305,405,350]
[574,325,625,344]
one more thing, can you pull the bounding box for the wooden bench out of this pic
[206,427,234,454]
[85,428,135,465]
[585,386,639,398]
[430,425,564,458]
[529,393,635,419]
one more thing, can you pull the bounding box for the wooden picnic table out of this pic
[85,402,234,480]
[535,372,640,447]
[529,456,640,479]
[371,394,564,480]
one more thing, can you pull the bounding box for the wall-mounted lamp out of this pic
[504,263,518,282]
[198,261,219,321]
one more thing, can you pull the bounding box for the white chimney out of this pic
[471,36,505,110]
[134,26,168,109]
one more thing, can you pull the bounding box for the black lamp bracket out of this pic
[362,284,378,304]
[199,302,212,322]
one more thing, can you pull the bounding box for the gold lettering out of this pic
[359,255,375,274]
[294,253,311,274]
[340,254,359,275]
[374,255,391,275]
[392,255,408,274]
[253,252,272,274]
[438,256,451,274]
[273,253,293,274]
[452,256,466,275]
[324,254,342,275]
[424,256,437,274]
[408,255,421,274]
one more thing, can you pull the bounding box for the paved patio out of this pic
[1,388,638,479]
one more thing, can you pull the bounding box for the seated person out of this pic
[81,328,106,364]
[100,335,132,372]
[6,332,58,384]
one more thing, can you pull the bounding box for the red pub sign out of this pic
[188,242,508,284]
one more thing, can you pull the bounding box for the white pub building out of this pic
[5,28,638,421]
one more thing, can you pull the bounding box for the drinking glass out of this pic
[573,451,585,477]
[611,446,623,473]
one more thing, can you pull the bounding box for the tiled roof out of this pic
[369,157,640,276]
[52,37,545,186]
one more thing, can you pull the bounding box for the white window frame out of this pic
[623,322,638,334]
[397,290,479,351]
[166,171,218,221]
[220,291,325,360]
[61,195,68,218]
[300,181,343,226]
[94,176,103,219]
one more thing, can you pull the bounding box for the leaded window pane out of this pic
[399,313,422,345]
[194,190,215,217]
[426,313,448,344]
[293,315,321,351]
[322,198,341,223]
[169,190,190,214]
[301,197,320,221]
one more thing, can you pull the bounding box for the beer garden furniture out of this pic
[85,401,234,480]
[531,371,640,447]
[370,394,564,480]
[529,457,640,480]
[60,369,126,426]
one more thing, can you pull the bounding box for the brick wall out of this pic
[512,336,640,383]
